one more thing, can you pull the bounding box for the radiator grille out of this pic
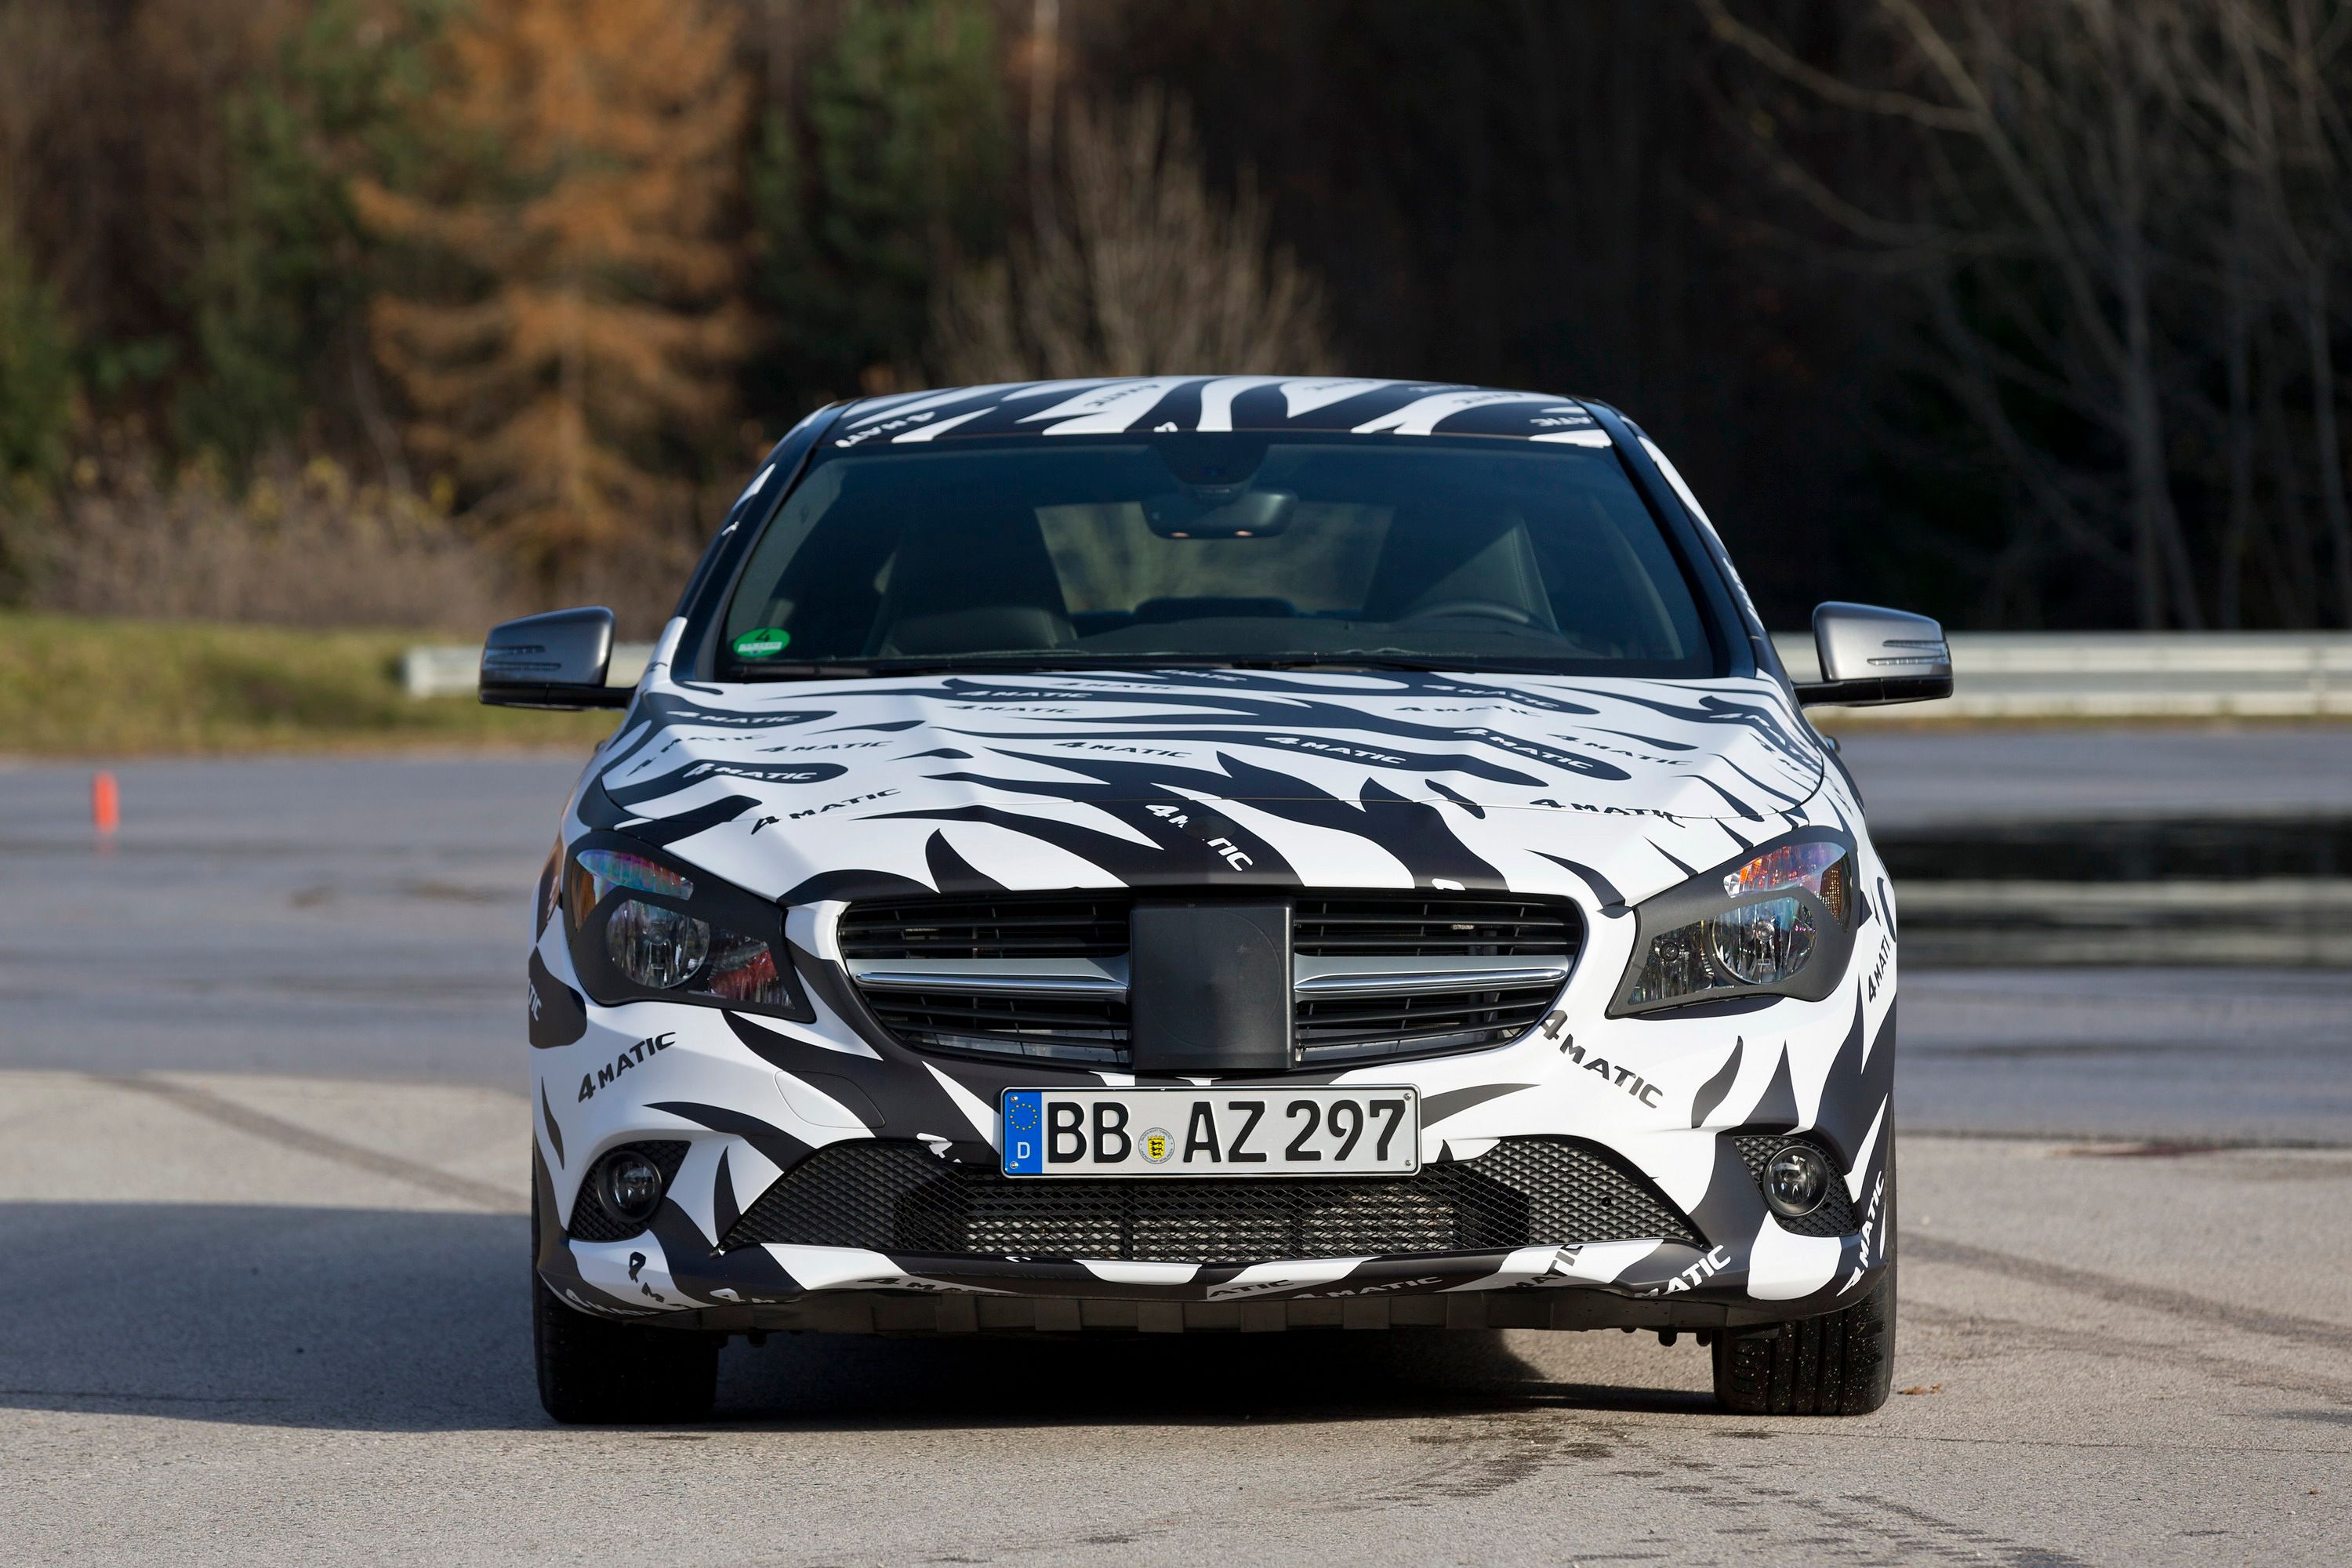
[1293,896,1577,1062]
[721,1135,1697,1264]
[861,989,1129,1064]
[1294,983,1564,1062]
[840,894,1131,1062]
[838,892,1578,1069]
[1292,896,1577,957]
[837,895,1127,960]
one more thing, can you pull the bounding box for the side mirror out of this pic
[1795,601,1953,707]
[479,607,631,710]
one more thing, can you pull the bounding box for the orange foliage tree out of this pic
[354,0,749,572]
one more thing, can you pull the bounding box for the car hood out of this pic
[579,669,1834,909]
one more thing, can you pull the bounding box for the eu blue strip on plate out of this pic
[1001,1090,1044,1174]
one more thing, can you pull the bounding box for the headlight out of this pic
[606,895,710,988]
[560,837,812,1020]
[1611,833,1859,1014]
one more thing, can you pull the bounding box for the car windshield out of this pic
[717,435,1719,677]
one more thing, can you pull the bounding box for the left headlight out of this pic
[1610,832,1860,1015]
[561,835,813,1021]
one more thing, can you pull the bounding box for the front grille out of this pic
[722,1136,1699,1263]
[841,890,1580,1069]
[567,1140,691,1242]
[837,895,1127,959]
[1730,1134,1860,1237]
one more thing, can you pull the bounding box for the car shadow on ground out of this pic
[2,1203,1715,1432]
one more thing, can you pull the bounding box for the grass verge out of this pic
[0,612,622,757]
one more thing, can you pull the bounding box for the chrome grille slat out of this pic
[1293,953,1571,996]
[848,955,1130,995]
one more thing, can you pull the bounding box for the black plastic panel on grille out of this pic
[722,1136,1697,1264]
[567,1141,691,1242]
[1730,1134,1861,1237]
[1293,896,1580,1063]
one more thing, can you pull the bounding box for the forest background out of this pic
[5,0,2352,644]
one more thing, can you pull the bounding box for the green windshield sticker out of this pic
[731,627,792,659]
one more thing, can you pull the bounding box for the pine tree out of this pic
[179,0,440,471]
[752,0,1007,405]
[355,0,749,570]
[0,223,74,480]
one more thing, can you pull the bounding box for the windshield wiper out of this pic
[1216,655,1573,674]
[726,655,1150,681]
[724,661,878,681]
[724,652,1581,681]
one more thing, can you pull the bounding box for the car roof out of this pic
[826,376,1615,448]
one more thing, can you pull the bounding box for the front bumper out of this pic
[528,889,1900,1335]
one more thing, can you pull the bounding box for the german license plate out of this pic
[1000,1087,1419,1177]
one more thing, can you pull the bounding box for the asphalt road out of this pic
[5,1071,2345,1566]
[2,730,2347,1565]
[5,738,2345,1137]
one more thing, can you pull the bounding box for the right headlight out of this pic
[560,834,814,1022]
[1610,831,1860,1014]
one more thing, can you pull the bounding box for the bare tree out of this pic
[1704,0,2352,628]
[2183,0,2352,622]
[932,90,1338,381]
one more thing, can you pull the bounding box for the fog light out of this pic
[596,1150,666,1225]
[1763,1142,1832,1219]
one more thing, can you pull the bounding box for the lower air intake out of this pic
[721,1137,1699,1265]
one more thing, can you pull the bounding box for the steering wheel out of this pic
[1402,598,1537,626]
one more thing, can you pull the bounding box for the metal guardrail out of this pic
[401,632,2352,717]
[1773,632,2352,720]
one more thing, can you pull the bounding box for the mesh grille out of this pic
[722,1136,1698,1264]
[1730,1134,1860,1237]
[566,1141,691,1242]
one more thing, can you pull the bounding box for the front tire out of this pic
[532,1250,719,1424]
[1711,1262,1897,1415]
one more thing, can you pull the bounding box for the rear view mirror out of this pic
[1143,488,1296,539]
[480,606,631,710]
[1795,601,1953,707]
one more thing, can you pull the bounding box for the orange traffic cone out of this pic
[93,770,120,836]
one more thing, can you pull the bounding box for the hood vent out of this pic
[839,891,1579,1069]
